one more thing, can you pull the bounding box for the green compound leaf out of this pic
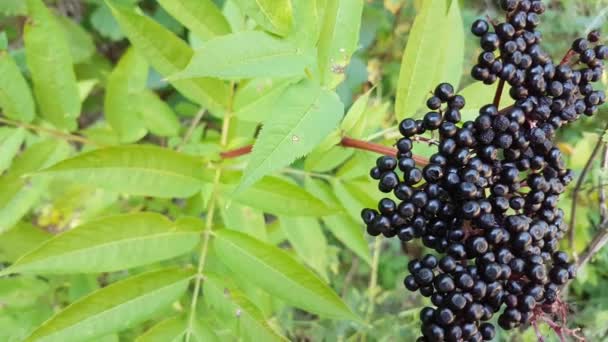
[280,216,328,280]
[433,0,465,90]
[1,214,201,275]
[395,0,447,121]
[25,0,80,131]
[231,0,293,36]
[107,1,229,116]
[157,0,230,41]
[35,145,207,198]
[233,77,299,122]
[237,80,344,193]
[0,52,36,122]
[23,268,194,342]
[172,31,315,80]
[213,229,359,321]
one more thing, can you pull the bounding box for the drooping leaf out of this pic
[237,80,344,192]
[172,31,315,80]
[221,172,338,216]
[0,140,72,233]
[332,179,376,222]
[433,0,464,90]
[23,268,194,342]
[280,216,328,280]
[137,90,181,137]
[233,78,298,122]
[305,177,371,264]
[35,145,207,198]
[213,229,359,320]
[56,14,96,64]
[317,0,364,89]
[104,48,148,143]
[0,127,26,173]
[0,51,36,122]
[304,146,353,173]
[231,0,293,36]
[107,1,229,116]
[157,0,230,41]
[395,0,447,120]
[25,0,80,131]
[0,214,201,276]
[459,81,513,121]
[203,273,286,341]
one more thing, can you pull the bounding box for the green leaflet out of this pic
[23,268,194,342]
[232,0,293,36]
[280,216,329,280]
[0,0,27,16]
[0,214,202,275]
[219,199,268,241]
[104,48,149,143]
[317,0,364,89]
[56,14,96,64]
[203,273,287,341]
[233,77,299,122]
[0,222,52,263]
[0,140,72,233]
[289,0,326,48]
[340,88,372,134]
[157,0,230,41]
[395,0,447,121]
[0,127,26,173]
[25,0,80,131]
[137,90,181,137]
[213,229,359,320]
[0,51,36,122]
[172,31,315,80]
[135,316,219,342]
[107,1,229,116]
[34,145,207,198]
[305,177,371,264]
[220,172,339,217]
[432,0,464,90]
[237,80,344,193]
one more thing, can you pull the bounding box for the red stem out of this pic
[560,49,577,65]
[219,136,430,166]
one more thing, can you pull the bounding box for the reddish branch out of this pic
[493,79,506,107]
[220,136,430,166]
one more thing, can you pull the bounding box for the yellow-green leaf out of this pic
[157,0,230,41]
[395,0,447,120]
[172,31,315,80]
[107,1,229,116]
[1,214,201,275]
[24,268,194,342]
[0,51,36,122]
[232,0,293,36]
[237,80,344,192]
[25,0,80,130]
[35,145,207,198]
[213,229,359,320]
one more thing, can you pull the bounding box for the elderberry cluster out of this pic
[360,1,607,341]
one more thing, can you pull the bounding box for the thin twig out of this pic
[569,126,608,251]
[0,117,101,146]
[600,146,608,224]
[341,257,360,297]
[361,237,383,342]
[177,109,206,151]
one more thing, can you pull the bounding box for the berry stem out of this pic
[220,136,430,166]
[493,78,506,108]
[560,49,577,65]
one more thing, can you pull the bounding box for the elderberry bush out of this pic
[361,1,606,341]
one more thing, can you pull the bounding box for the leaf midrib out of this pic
[12,230,199,272]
